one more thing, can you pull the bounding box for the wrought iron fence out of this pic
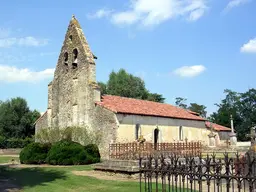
[109,141,202,160]
[139,152,256,192]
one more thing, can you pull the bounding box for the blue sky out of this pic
[0,0,256,116]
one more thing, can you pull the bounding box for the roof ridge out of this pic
[103,94,193,111]
[100,95,206,121]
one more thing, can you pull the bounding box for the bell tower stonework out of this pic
[36,15,100,130]
[35,16,118,158]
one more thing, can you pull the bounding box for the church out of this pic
[35,16,231,158]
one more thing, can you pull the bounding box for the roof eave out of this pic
[115,112,205,121]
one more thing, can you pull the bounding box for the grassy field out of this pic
[0,156,153,192]
[0,155,195,192]
[0,156,19,163]
[1,166,142,192]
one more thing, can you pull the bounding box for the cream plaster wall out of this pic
[116,114,217,146]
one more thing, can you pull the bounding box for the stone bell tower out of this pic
[46,15,100,129]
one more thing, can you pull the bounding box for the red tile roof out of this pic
[96,95,205,121]
[187,110,200,116]
[205,121,231,131]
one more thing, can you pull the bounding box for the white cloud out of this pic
[240,38,256,53]
[112,11,139,25]
[0,36,48,48]
[173,65,206,77]
[224,0,250,12]
[87,8,113,19]
[0,65,54,83]
[108,0,208,27]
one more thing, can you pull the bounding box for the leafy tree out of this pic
[107,69,148,99]
[174,97,207,117]
[175,97,188,109]
[188,103,207,118]
[98,82,107,95]
[147,93,165,103]
[98,69,165,103]
[0,97,40,139]
[209,89,256,141]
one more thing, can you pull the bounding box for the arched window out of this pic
[179,126,183,141]
[72,48,78,69]
[64,52,68,66]
[69,35,73,41]
[135,124,140,140]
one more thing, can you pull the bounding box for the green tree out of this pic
[98,82,107,95]
[209,89,256,141]
[188,103,207,118]
[175,97,188,109]
[98,69,165,103]
[107,69,148,99]
[0,97,40,139]
[175,97,207,118]
[147,93,165,103]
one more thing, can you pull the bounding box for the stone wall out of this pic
[218,131,230,140]
[36,16,98,130]
[35,112,48,135]
[91,106,118,159]
[34,16,118,159]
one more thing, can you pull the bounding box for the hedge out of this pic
[84,144,101,164]
[46,140,88,165]
[0,136,34,149]
[20,142,51,164]
[20,139,101,165]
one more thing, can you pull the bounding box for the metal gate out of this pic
[139,153,256,192]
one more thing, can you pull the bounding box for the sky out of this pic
[0,0,256,116]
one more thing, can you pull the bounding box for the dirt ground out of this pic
[72,170,139,182]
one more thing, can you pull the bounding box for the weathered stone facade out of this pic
[35,16,99,129]
[35,16,116,158]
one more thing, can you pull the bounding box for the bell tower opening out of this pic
[72,48,78,69]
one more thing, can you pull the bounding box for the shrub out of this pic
[22,137,34,147]
[0,136,7,149]
[20,142,51,164]
[0,137,34,149]
[46,140,88,165]
[7,138,23,148]
[84,144,100,164]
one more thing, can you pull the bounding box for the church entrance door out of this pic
[154,128,159,150]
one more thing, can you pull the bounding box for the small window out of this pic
[69,35,73,41]
[72,48,78,69]
[135,124,140,140]
[179,126,183,141]
[64,52,68,72]
[64,52,68,65]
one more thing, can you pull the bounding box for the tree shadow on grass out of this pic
[0,165,66,191]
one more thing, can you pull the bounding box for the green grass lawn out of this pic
[0,156,193,192]
[0,165,150,192]
[0,155,19,164]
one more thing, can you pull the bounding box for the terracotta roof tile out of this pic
[96,95,205,121]
[205,121,231,131]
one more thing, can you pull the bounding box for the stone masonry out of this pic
[35,16,117,158]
